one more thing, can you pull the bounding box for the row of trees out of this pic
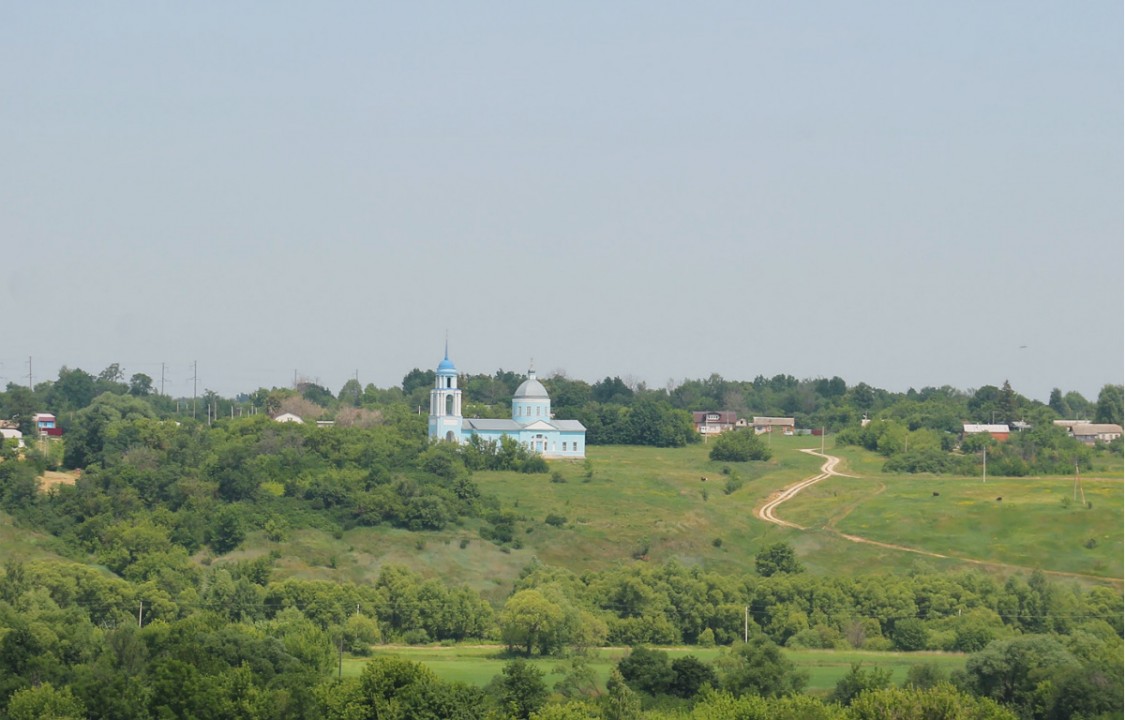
[1,554,1120,719]
[3,364,1122,453]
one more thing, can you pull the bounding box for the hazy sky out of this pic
[3,2,1121,403]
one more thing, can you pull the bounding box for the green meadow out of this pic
[222,435,1123,597]
[340,644,968,695]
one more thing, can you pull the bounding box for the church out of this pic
[427,351,587,458]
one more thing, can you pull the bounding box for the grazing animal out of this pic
[996,497,1002,502]
[932,491,940,496]
[700,477,707,482]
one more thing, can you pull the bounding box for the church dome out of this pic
[436,355,457,375]
[513,370,549,399]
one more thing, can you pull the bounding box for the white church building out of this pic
[427,352,587,458]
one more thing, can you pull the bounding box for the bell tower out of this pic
[428,345,463,443]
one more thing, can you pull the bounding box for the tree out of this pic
[6,682,86,720]
[891,618,928,651]
[50,366,97,410]
[848,684,1017,720]
[755,542,803,577]
[62,392,156,468]
[1094,384,1123,425]
[500,589,567,656]
[209,506,247,554]
[1047,388,1071,418]
[959,636,1080,716]
[591,377,634,405]
[337,378,363,406]
[717,634,807,697]
[1,383,37,434]
[669,655,719,698]
[617,646,673,695]
[128,373,154,396]
[402,368,436,396]
[493,659,548,719]
[829,662,893,705]
[709,428,772,462]
[359,656,440,719]
[601,669,643,720]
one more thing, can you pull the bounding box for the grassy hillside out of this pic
[229,435,1121,596]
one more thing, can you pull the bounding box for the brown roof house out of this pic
[1069,423,1123,446]
[752,416,796,435]
[692,411,747,436]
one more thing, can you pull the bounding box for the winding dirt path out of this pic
[753,448,1122,587]
[754,448,849,529]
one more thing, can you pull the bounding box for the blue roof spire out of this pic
[437,335,457,375]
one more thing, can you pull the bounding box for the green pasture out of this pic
[340,644,967,695]
[239,435,1122,594]
[777,446,1123,580]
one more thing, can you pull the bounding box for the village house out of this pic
[962,423,1010,441]
[752,416,796,435]
[34,413,62,436]
[1068,423,1123,446]
[691,411,747,436]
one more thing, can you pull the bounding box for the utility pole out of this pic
[744,606,749,643]
[138,600,143,628]
[27,356,32,389]
[1073,459,1085,505]
[160,362,165,396]
[192,361,198,419]
[982,445,987,483]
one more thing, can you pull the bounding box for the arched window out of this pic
[445,394,455,415]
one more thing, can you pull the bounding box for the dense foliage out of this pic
[0,554,1119,719]
[0,364,1121,718]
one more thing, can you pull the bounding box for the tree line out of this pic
[4,364,1120,468]
[0,554,1120,719]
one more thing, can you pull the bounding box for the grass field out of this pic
[776,445,1123,580]
[15,435,1120,598]
[231,435,1122,597]
[339,643,968,695]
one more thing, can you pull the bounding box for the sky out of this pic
[2,2,1122,403]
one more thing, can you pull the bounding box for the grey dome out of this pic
[513,371,549,399]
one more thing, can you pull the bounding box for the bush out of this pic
[892,618,928,651]
[710,429,772,462]
[755,542,803,576]
[402,628,430,645]
[545,514,567,527]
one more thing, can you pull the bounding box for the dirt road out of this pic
[753,448,1121,586]
[754,448,845,529]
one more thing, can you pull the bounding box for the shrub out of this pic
[710,429,772,462]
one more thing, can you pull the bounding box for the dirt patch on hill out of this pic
[40,470,80,491]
